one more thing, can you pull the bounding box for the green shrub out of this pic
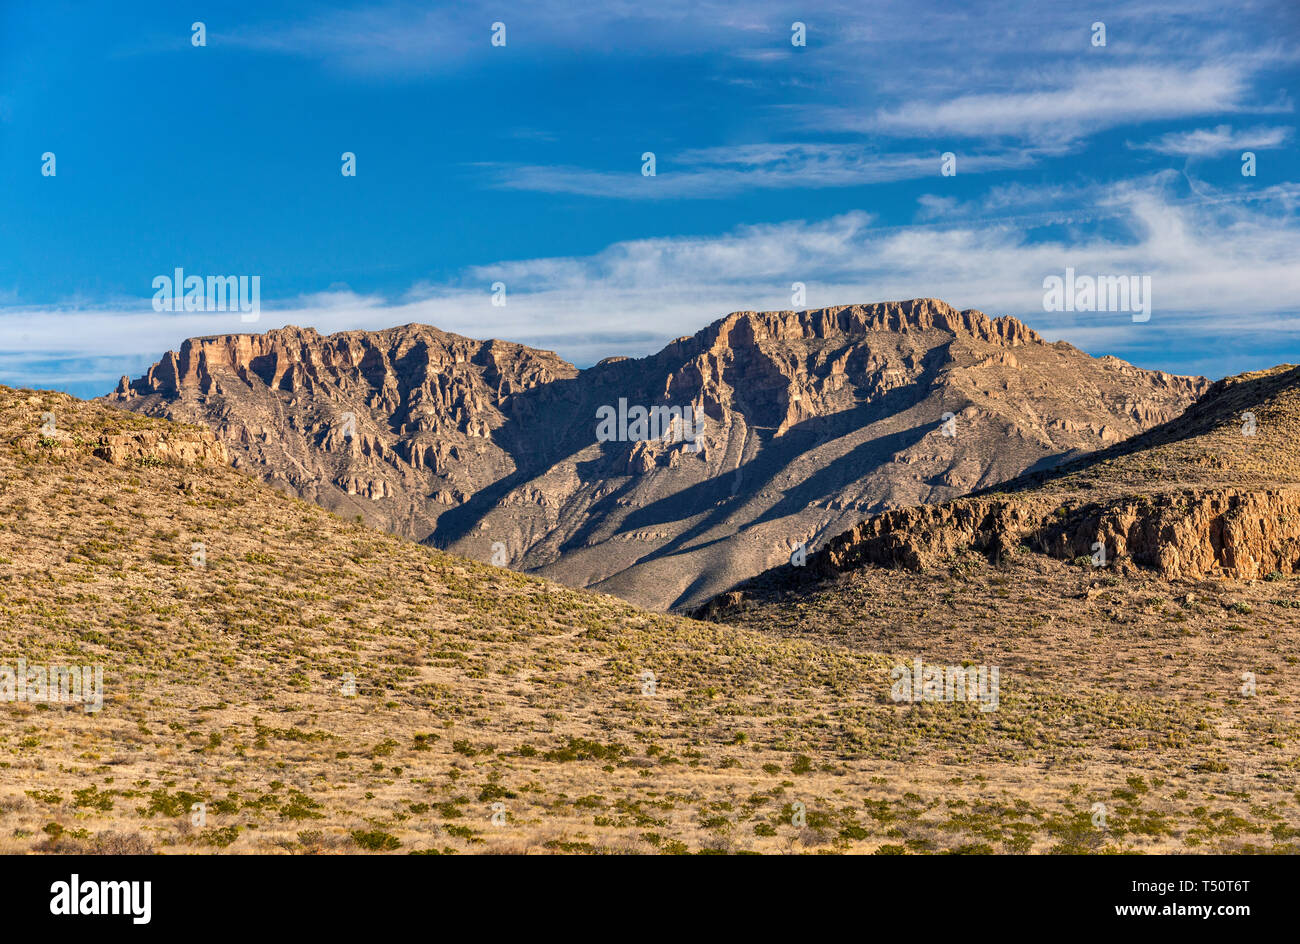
[351,829,401,851]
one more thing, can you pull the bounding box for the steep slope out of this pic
[108,299,1208,611]
[5,385,1296,854]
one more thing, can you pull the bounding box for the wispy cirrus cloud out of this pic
[1135,123,1293,155]
[489,143,1035,198]
[860,65,1257,145]
[221,4,476,75]
[200,1,1293,200]
[215,0,809,75]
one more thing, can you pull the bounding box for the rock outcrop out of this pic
[812,488,1300,582]
[92,429,229,467]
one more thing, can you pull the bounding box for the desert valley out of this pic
[2,300,1297,854]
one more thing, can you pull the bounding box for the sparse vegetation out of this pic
[3,381,1299,854]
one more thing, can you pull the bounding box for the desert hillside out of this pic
[3,385,1296,853]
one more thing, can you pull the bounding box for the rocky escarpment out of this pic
[808,488,1300,582]
[462,299,1205,609]
[106,299,1210,611]
[92,429,229,467]
[109,323,577,536]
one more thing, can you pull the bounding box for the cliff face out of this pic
[106,299,1210,610]
[811,488,1300,582]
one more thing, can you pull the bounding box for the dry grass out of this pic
[2,386,1297,854]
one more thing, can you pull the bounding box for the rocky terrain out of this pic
[695,362,1300,616]
[109,324,575,532]
[108,299,1208,610]
[5,384,1297,854]
[680,366,1300,856]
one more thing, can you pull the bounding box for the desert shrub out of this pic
[198,826,240,848]
[351,829,401,851]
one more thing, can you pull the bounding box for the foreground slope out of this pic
[3,386,1296,853]
[108,299,1207,610]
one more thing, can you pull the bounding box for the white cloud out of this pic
[865,65,1253,144]
[4,177,1299,391]
[490,143,1034,198]
[1136,123,1293,155]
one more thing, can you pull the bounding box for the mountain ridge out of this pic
[107,298,1210,610]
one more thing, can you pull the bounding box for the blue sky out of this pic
[2,0,1299,398]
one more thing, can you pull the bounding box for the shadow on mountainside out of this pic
[979,364,1300,497]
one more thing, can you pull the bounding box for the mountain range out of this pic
[5,342,1299,853]
[107,298,1209,610]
